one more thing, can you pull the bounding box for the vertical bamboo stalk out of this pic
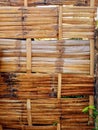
[57,5,63,130]
[26,38,32,73]
[24,0,28,6]
[27,99,32,126]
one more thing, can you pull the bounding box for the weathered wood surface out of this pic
[0,98,92,130]
[0,7,96,39]
[0,0,97,6]
[0,73,94,99]
[0,39,91,74]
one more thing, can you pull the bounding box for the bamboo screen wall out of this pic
[0,0,97,130]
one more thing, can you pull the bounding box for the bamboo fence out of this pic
[0,0,97,129]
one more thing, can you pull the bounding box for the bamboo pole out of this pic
[27,99,32,126]
[57,5,63,130]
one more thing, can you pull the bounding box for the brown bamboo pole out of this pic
[89,0,95,124]
[27,99,32,126]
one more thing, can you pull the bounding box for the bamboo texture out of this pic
[0,6,96,39]
[0,98,93,130]
[0,39,91,74]
[0,73,94,99]
[0,1,96,130]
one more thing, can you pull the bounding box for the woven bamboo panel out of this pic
[0,7,57,39]
[0,98,92,130]
[0,0,97,6]
[0,73,94,99]
[62,7,96,39]
[0,39,91,74]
